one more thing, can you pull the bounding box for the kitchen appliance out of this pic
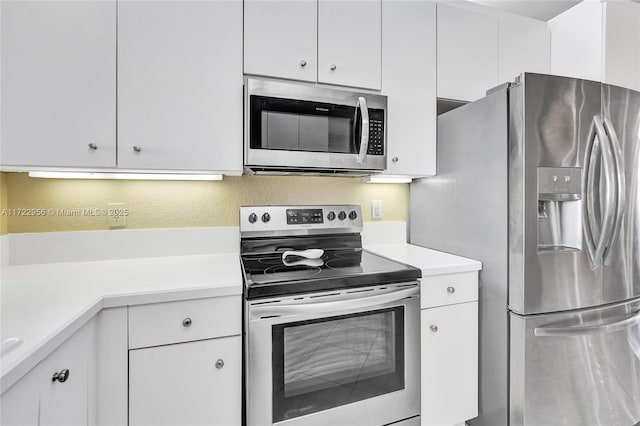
[244,79,387,175]
[240,205,421,426]
[410,73,640,426]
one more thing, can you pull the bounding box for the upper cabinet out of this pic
[117,0,243,172]
[437,3,550,103]
[549,0,640,91]
[244,0,317,83]
[437,4,498,102]
[0,0,117,168]
[317,0,381,89]
[382,0,436,177]
[244,0,382,90]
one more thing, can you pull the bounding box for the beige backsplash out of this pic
[0,172,408,234]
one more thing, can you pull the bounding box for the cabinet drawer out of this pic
[420,272,478,309]
[128,296,241,349]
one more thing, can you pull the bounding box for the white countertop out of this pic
[0,240,481,395]
[365,244,482,276]
[0,253,242,394]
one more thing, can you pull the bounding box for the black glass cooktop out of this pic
[241,248,421,299]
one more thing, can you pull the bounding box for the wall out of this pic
[0,172,408,234]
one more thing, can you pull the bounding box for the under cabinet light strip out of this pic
[28,171,224,181]
[362,176,412,184]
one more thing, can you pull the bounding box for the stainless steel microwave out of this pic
[244,78,387,175]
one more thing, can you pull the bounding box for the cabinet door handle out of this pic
[133,146,142,153]
[300,60,307,68]
[215,359,224,369]
[88,143,98,150]
[430,325,438,333]
[330,64,337,71]
[52,369,70,383]
[447,286,456,294]
[182,318,192,327]
[392,156,399,163]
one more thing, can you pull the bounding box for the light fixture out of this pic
[362,175,412,184]
[28,171,224,181]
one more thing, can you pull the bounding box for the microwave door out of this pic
[354,97,370,164]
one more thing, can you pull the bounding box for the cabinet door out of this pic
[437,4,498,102]
[0,0,116,168]
[118,0,243,172]
[421,302,478,426]
[382,0,436,177]
[244,0,317,82]
[129,336,241,426]
[318,0,381,89]
[498,14,550,84]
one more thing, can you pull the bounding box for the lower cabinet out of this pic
[420,274,478,426]
[0,318,97,426]
[128,335,241,426]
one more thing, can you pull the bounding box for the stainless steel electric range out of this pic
[240,205,422,426]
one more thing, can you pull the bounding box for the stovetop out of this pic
[241,248,421,299]
[239,204,421,299]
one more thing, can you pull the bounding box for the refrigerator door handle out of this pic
[582,115,616,267]
[602,117,626,265]
[534,310,640,337]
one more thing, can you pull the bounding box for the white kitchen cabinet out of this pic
[498,14,550,84]
[244,0,317,83]
[117,0,243,173]
[381,0,436,177]
[318,0,382,89]
[244,0,381,90]
[421,301,478,426]
[0,318,97,426]
[437,4,498,102]
[549,0,640,91]
[129,336,241,426]
[0,0,116,168]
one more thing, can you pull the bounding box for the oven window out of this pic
[272,307,405,423]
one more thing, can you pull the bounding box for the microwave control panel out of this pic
[368,118,384,156]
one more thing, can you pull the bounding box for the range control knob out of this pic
[349,210,358,220]
[261,212,271,223]
[327,211,336,221]
[338,211,347,221]
[248,213,258,224]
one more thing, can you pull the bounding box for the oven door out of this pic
[246,283,420,426]
[245,78,387,173]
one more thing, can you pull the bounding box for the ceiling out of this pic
[469,0,583,21]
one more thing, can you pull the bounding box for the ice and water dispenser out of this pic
[537,167,583,251]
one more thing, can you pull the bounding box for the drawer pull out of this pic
[215,359,224,369]
[182,318,192,327]
[52,369,70,383]
[430,325,438,333]
[447,286,456,294]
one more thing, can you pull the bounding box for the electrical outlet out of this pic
[371,200,383,220]
[107,203,127,228]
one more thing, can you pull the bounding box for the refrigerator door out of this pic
[601,84,640,303]
[510,74,604,315]
[510,298,640,426]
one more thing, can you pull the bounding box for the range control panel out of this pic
[240,205,363,236]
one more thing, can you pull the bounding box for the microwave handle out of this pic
[355,96,370,164]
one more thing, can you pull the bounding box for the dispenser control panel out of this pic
[538,167,582,201]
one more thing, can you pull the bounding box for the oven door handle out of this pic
[251,286,418,319]
[355,96,370,165]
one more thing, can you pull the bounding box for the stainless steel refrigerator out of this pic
[410,73,640,426]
